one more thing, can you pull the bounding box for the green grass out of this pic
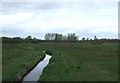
[2,43,45,81]
[0,43,2,82]
[38,43,118,81]
[2,43,118,81]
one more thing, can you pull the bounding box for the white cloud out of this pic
[1,2,118,39]
[2,12,34,24]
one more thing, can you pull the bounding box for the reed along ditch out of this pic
[22,51,52,83]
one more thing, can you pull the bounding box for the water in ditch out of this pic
[22,54,52,83]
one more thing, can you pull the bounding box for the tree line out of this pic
[1,33,118,43]
[44,33,79,41]
[2,36,39,43]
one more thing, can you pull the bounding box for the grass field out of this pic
[2,43,45,81]
[2,43,118,82]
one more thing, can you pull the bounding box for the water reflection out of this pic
[22,54,52,83]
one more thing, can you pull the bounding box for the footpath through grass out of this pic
[2,43,118,81]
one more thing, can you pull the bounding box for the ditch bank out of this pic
[18,55,46,83]
[19,51,53,83]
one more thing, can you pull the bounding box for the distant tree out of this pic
[68,34,71,41]
[90,38,92,41]
[33,37,36,40]
[82,37,85,41]
[25,35,32,43]
[62,35,68,40]
[51,33,54,40]
[76,36,79,40]
[54,33,63,41]
[86,37,89,41]
[44,33,50,40]
[13,37,23,43]
[59,34,62,40]
[55,33,58,41]
[67,33,78,41]
[2,37,23,43]
[32,37,38,43]
[26,35,32,40]
[44,33,79,42]
[94,36,98,40]
[72,33,76,41]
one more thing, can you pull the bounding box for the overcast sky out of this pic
[1,1,118,39]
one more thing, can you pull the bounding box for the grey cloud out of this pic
[2,2,117,14]
[1,2,62,14]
